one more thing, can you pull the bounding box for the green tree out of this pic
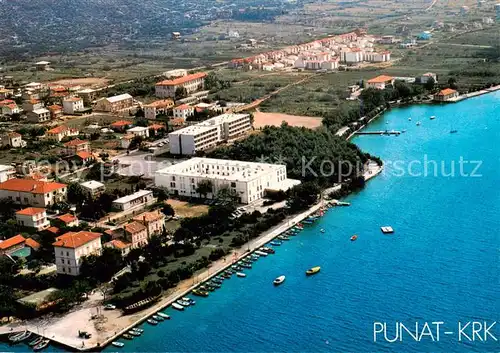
[162,203,175,217]
[175,87,188,100]
[448,77,458,89]
[424,76,435,91]
[67,182,86,204]
[195,179,213,199]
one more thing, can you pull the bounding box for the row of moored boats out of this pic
[8,331,50,351]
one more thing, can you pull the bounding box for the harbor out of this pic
[354,130,401,135]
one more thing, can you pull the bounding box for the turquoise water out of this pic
[4,92,499,352]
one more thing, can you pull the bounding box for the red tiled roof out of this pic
[47,125,68,134]
[25,238,41,250]
[111,120,133,127]
[48,105,62,111]
[105,239,131,249]
[124,221,146,234]
[76,151,93,160]
[64,139,88,147]
[7,132,21,137]
[47,226,59,234]
[148,124,165,130]
[156,72,207,86]
[16,207,45,216]
[57,213,77,224]
[175,104,192,111]
[146,99,174,108]
[53,231,101,249]
[133,210,164,223]
[0,178,66,194]
[367,75,394,84]
[436,88,457,96]
[0,234,26,250]
[63,97,82,102]
[171,118,185,126]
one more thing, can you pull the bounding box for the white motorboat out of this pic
[273,275,286,285]
[156,312,171,319]
[255,250,268,256]
[430,115,436,120]
[236,272,246,277]
[171,303,185,311]
[182,297,196,305]
[176,299,191,307]
[112,342,125,348]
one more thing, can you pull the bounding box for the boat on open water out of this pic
[306,266,321,276]
[273,275,286,285]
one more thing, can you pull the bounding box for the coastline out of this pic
[0,162,383,351]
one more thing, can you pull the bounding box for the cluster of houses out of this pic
[0,169,166,275]
[0,79,137,123]
[228,29,392,71]
[365,73,460,102]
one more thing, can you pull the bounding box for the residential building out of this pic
[419,72,438,84]
[35,61,51,71]
[133,210,165,237]
[155,157,300,204]
[23,99,43,113]
[434,88,459,102]
[53,231,102,276]
[0,234,26,255]
[110,120,133,132]
[366,75,395,90]
[80,180,106,197]
[112,190,154,211]
[27,108,51,123]
[168,113,252,155]
[341,48,364,64]
[15,207,50,231]
[64,139,90,156]
[48,105,63,119]
[155,72,207,98]
[62,97,84,114]
[94,94,134,112]
[0,178,67,207]
[45,125,79,142]
[104,239,131,256]
[148,124,166,136]
[163,69,187,78]
[124,221,149,248]
[144,99,174,119]
[0,132,24,148]
[0,88,13,100]
[0,100,20,115]
[173,104,195,120]
[74,151,95,164]
[363,51,391,62]
[56,213,79,227]
[126,126,150,139]
[77,89,98,105]
[0,165,15,182]
[120,134,135,149]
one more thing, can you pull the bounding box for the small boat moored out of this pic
[306,266,321,276]
[182,297,196,305]
[350,235,358,241]
[381,226,394,234]
[176,299,191,307]
[156,312,171,319]
[171,302,185,311]
[147,319,158,325]
[33,339,50,351]
[122,334,133,340]
[112,342,125,348]
[236,272,246,277]
[450,129,458,134]
[29,337,44,347]
[152,315,164,321]
[273,275,286,285]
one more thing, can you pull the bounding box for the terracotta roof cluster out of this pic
[0,234,26,250]
[0,178,66,194]
[145,99,174,108]
[148,124,165,131]
[156,72,207,86]
[47,125,69,134]
[25,238,41,249]
[124,221,146,234]
[16,207,46,216]
[48,105,62,111]
[367,75,394,83]
[63,97,82,102]
[47,226,60,234]
[175,104,192,111]
[56,213,77,224]
[76,151,93,160]
[53,231,101,249]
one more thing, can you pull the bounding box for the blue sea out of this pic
[4,92,499,352]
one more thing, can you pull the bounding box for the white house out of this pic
[126,126,150,138]
[419,72,438,84]
[144,99,174,119]
[80,180,106,197]
[62,97,84,114]
[0,179,67,207]
[27,108,50,123]
[173,104,194,120]
[56,213,79,227]
[112,190,154,211]
[15,207,50,231]
[45,125,79,142]
[94,94,133,112]
[366,75,395,90]
[0,132,24,148]
[0,165,15,183]
[168,113,252,155]
[53,231,102,276]
[155,157,300,204]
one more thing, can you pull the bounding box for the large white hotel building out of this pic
[168,113,252,155]
[155,158,300,204]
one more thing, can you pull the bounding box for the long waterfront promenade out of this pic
[0,164,381,351]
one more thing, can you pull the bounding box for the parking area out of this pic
[114,152,186,178]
